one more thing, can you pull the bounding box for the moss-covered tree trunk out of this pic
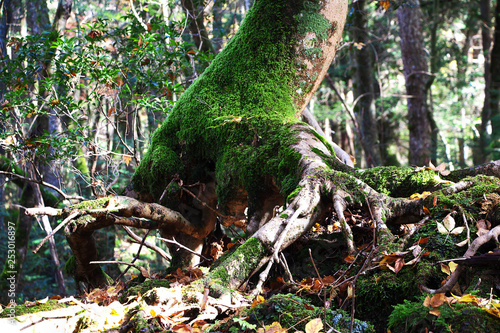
[59,0,500,303]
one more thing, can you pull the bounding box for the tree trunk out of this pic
[397,0,433,166]
[351,0,381,167]
[181,0,214,54]
[489,0,500,159]
[57,0,500,306]
[26,0,49,35]
[478,0,492,164]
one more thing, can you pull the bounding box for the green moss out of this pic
[206,237,267,292]
[68,197,113,211]
[356,263,437,331]
[120,278,170,302]
[131,0,336,209]
[0,300,70,318]
[426,175,500,215]
[389,296,500,333]
[286,185,303,203]
[295,1,333,43]
[221,294,373,332]
[356,167,440,197]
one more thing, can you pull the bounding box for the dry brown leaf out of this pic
[430,293,447,308]
[429,307,441,317]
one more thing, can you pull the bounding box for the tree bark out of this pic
[478,0,492,164]
[58,0,500,304]
[397,0,433,166]
[181,0,214,54]
[351,0,381,167]
[489,0,500,159]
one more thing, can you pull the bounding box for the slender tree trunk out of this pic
[181,0,214,54]
[397,0,432,166]
[479,0,492,164]
[489,0,500,160]
[351,0,381,167]
[26,0,49,35]
[52,0,72,31]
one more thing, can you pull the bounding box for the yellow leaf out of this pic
[440,263,451,276]
[50,99,59,105]
[458,294,479,304]
[305,318,323,333]
[251,295,265,308]
[123,155,133,166]
[347,284,353,299]
[151,309,157,317]
[484,307,500,318]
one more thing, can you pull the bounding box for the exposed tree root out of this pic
[40,125,500,298]
[420,225,500,294]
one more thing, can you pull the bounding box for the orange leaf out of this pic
[108,107,115,116]
[429,307,441,317]
[123,155,133,166]
[416,237,429,244]
[433,195,438,207]
[423,295,431,307]
[380,0,391,10]
[251,295,265,308]
[430,293,447,308]
[423,206,431,214]
[187,49,196,55]
[343,254,355,263]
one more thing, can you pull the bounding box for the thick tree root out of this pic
[420,225,500,294]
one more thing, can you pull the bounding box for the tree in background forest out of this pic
[0,1,500,332]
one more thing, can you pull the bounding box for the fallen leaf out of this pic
[430,293,447,308]
[251,295,265,308]
[429,307,441,317]
[305,318,323,333]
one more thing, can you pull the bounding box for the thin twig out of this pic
[115,229,152,282]
[122,226,171,261]
[309,248,324,287]
[158,237,212,263]
[33,211,80,254]
[0,170,85,200]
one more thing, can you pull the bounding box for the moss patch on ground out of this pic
[389,296,500,333]
[209,293,373,332]
[0,299,70,318]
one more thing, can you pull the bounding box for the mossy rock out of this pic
[355,264,438,332]
[120,278,170,303]
[210,293,373,332]
[389,297,500,333]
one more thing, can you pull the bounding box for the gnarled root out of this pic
[420,225,500,294]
